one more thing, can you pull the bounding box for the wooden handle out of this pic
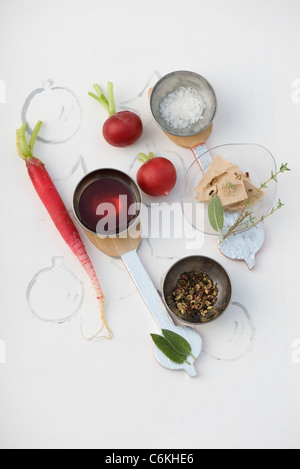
[85,224,142,257]
[163,123,213,149]
[148,87,213,148]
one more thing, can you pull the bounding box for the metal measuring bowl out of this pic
[150,70,217,138]
[73,168,142,238]
[163,256,232,325]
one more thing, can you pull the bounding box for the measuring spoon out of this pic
[149,71,265,269]
[73,169,202,377]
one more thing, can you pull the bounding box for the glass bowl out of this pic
[182,143,277,236]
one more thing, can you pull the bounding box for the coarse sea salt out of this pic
[160,86,206,130]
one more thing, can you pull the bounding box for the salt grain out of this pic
[160,86,206,130]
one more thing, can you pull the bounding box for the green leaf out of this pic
[161,329,192,357]
[277,199,284,209]
[208,195,224,234]
[271,171,278,182]
[280,163,291,173]
[150,334,190,364]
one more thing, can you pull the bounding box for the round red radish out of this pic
[137,153,177,197]
[89,82,143,148]
[103,111,143,148]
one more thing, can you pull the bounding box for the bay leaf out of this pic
[208,195,224,234]
[150,334,189,364]
[161,329,192,357]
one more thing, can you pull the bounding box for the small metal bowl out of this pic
[150,70,217,138]
[163,256,232,325]
[73,168,142,237]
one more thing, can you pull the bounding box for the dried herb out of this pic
[168,271,219,323]
[226,181,235,191]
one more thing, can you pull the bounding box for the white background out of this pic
[0,0,300,449]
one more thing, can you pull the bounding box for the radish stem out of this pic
[29,120,43,155]
[89,82,116,116]
[93,84,106,100]
[17,120,43,159]
[17,122,31,159]
[107,82,116,116]
[88,92,110,114]
[138,152,154,164]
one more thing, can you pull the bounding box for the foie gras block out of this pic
[195,156,264,211]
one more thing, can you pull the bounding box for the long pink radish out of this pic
[17,121,112,340]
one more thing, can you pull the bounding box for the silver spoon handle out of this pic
[191,143,211,172]
[122,250,174,330]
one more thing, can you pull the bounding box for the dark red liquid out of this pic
[78,178,137,234]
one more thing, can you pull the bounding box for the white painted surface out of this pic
[0,0,299,449]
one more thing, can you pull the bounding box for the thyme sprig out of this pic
[208,163,291,241]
